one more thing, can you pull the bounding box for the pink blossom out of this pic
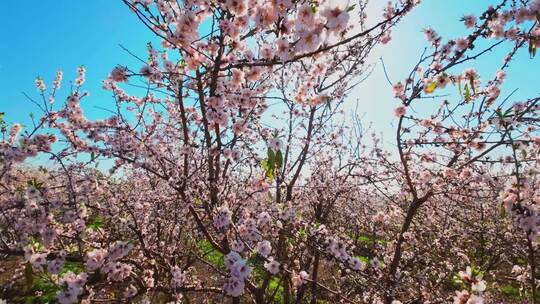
[423,28,439,44]
[276,37,291,61]
[394,105,407,118]
[256,240,272,257]
[171,266,187,288]
[85,249,106,270]
[264,258,280,274]
[224,277,245,297]
[35,77,46,92]
[393,82,405,98]
[268,138,282,150]
[225,0,248,16]
[462,15,476,28]
[380,31,392,44]
[110,66,128,82]
[291,271,309,289]
[231,259,252,279]
[321,5,350,32]
[456,37,469,51]
[214,206,232,230]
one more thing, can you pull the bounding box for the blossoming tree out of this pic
[1,0,540,303]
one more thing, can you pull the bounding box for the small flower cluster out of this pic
[223,251,251,297]
[453,266,486,304]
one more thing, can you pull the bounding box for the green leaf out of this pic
[265,149,277,180]
[266,167,274,181]
[261,159,269,173]
[346,4,356,12]
[24,262,34,292]
[262,158,274,180]
[197,240,225,269]
[262,148,283,181]
[275,150,283,171]
[469,75,476,95]
[27,271,60,303]
[27,178,44,190]
[500,284,521,300]
[495,109,503,119]
[267,276,284,303]
[60,261,84,275]
[357,235,372,244]
[450,272,466,290]
[0,113,6,133]
[425,82,437,94]
[464,84,471,102]
[529,38,537,58]
[355,255,370,264]
[27,237,44,252]
[267,149,275,168]
[88,215,105,230]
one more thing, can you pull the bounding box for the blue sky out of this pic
[1,0,538,145]
[354,0,540,144]
[0,0,156,123]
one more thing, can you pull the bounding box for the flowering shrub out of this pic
[1,0,540,303]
